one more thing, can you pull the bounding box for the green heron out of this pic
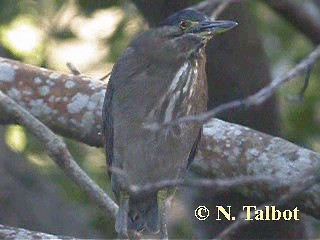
[102,8,237,236]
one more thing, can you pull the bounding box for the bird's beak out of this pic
[191,20,238,37]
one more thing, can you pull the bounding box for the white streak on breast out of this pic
[189,61,199,97]
[168,62,189,92]
[164,90,180,122]
[183,68,193,93]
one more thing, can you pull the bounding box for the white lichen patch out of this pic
[29,99,52,116]
[48,95,55,103]
[297,148,315,164]
[38,85,50,96]
[0,62,16,82]
[87,90,106,111]
[88,79,100,88]
[213,145,222,154]
[63,97,68,102]
[22,90,33,95]
[7,88,21,100]
[34,77,42,84]
[246,139,319,185]
[46,79,55,87]
[67,93,89,114]
[232,146,240,157]
[234,129,242,136]
[65,80,76,89]
[40,67,49,72]
[247,148,260,158]
[49,72,61,79]
[81,111,95,135]
[203,119,227,140]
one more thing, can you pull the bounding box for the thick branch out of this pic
[0,57,105,146]
[196,119,320,220]
[0,224,75,240]
[217,166,320,239]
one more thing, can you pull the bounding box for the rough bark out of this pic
[0,58,104,146]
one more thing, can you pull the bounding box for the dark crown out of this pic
[160,9,209,27]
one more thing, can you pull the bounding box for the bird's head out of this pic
[130,9,237,63]
[160,8,238,41]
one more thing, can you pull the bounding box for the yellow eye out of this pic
[180,20,192,30]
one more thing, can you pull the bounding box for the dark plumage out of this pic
[102,8,237,236]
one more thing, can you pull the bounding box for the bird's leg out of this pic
[158,190,168,240]
[116,191,129,239]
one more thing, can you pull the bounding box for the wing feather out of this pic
[102,79,114,175]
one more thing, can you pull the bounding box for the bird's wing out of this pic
[102,77,114,174]
[102,47,138,176]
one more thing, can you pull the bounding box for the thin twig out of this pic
[100,71,112,81]
[286,64,313,103]
[147,44,320,131]
[193,0,221,16]
[217,166,320,239]
[193,0,241,16]
[66,62,81,76]
[299,64,312,101]
[0,90,118,219]
[210,0,233,20]
[129,176,279,197]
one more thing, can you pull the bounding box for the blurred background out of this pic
[0,0,320,238]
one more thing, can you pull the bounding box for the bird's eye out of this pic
[180,20,191,30]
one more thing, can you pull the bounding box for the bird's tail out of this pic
[115,193,160,234]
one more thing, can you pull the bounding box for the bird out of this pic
[102,8,237,237]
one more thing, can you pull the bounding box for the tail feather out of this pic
[116,193,159,234]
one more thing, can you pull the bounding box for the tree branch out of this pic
[196,118,320,220]
[0,224,76,240]
[129,176,279,196]
[193,0,239,17]
[0,57,105,146]
[217,159,320,239]
[0,89,118,220]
